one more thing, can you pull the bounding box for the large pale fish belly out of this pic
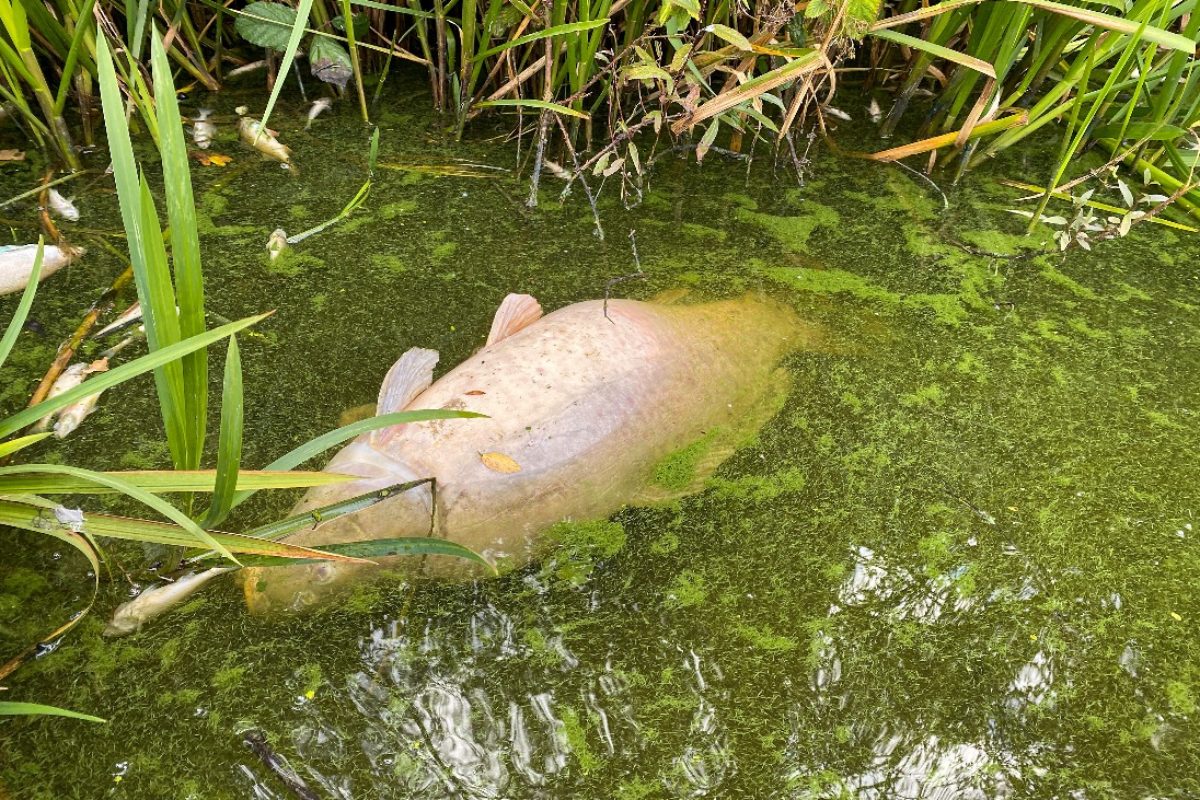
[242,295,804,611]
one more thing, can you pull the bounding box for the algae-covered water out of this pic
[1,81,1198,799]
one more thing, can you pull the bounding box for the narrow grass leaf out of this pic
[152,31,207,468]
[868,28,996,77]
[0,464,238,562]
[0,702,105,723]
[475,19,610,60]
[0,433,50,458]
[259,0,315,134]
[240,537,496,572]
[200,336,243,529]
[0,469,351,495]
[0,499,368,561]
[474,98,590,119]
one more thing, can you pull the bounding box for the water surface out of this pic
[1,82,1197,799]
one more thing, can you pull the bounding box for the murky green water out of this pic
[1,80,1198,798]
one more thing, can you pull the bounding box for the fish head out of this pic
[241,439,435,614]
[103,609,141,638]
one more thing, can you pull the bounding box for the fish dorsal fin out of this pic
[486,293,543,346]
[377,347,439,415]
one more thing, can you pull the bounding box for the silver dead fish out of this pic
[0,243,82,296]
[192,108,215,149]
[238,117,292,164]
[305,97,332,130]
[104,568,232,636]
[94,301,143,338]
[33,358,108,432]
[47,188,79,221]
[227,60,266,79]
[53,391,103,438]
[823,105,852,122]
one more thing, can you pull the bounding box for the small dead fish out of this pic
[95,301,142,338]
[47,188,79,221]
[192,108,216,149]
[227,60,267,79]
[104,568,231,637]
[0,243,82,295]
[33,358,108,432]
[267,228,288,260]
[823,105,852,122]
[305,97,332,130]
[53,389,103,438]
[238,117,292,164]
[542,159,573,181]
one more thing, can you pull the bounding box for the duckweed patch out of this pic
[708,467,807,502]
[665,570,706,608]
[264,250,325,276]
[379,200,418,219]
[736,201,840,254]
[652,430,720,491]
[735,622,799,652]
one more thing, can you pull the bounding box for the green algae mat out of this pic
[1,86,1197,798]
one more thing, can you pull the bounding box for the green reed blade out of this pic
[259,0,315,135]
[0,470,352,495]
[200,337,243,530]
[152,30,208,470]
[0,464,238,562]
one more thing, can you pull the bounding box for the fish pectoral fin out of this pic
[486,293,543,346]
[376,346,440,415]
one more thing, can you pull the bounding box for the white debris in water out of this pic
[52,505,85,532]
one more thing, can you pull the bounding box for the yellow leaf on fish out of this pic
[480,452,521,473]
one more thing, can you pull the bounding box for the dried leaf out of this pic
[480,452,521,473]
[465,390,486,396]
[192,151,233,166]
[0,149,25,161]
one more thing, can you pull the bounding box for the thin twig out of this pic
[603,230,646,322]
